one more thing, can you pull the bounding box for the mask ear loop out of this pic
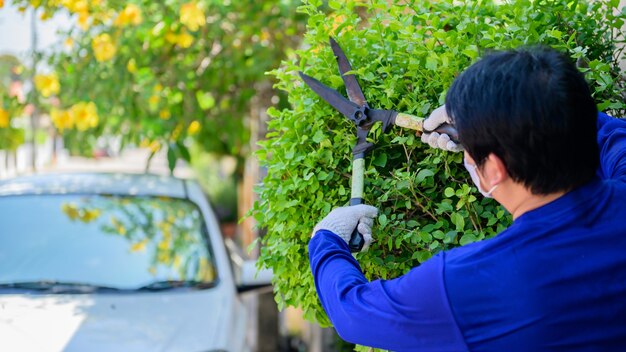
[465,157,499,198]
[484,184,499,197]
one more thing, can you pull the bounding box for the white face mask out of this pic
[464,157,498,198]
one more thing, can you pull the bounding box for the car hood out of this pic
[0,287,242,352]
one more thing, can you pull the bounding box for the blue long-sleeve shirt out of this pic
[309,112,626,351]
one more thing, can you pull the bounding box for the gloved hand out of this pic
[421,105,463,152]
[313,204,378,251]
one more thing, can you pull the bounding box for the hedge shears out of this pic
[299,37,458,252]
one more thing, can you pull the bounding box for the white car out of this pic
[0,173,272,352]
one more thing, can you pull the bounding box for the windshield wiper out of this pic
[0,280,217,294]
[134,280,216,291]
[0,280,123,294]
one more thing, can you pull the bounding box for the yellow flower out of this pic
[34,73,60,98]
[148,95,159,105]
[158,220,172,238]
[141,139,161,153]
[0,108,9,128]
[180,2,205,31]
[331,14,346,31]
[165,32,178,45]
[148,140,161,153]
[110,217,127,235]
[80,208,101,223]
[159,109,171,120]
[158,238,169,250]
[62,0,87,13]
[0,0,4,9]
[40,11,52,21]
[50,109,74,131]
[177,31,194,48]
[13,65,24,75]
[130,239,148,252]
[127,58,137,73]
[259,29,270,43]
[114,4,142,27]
[64,37,74,49]
[77,10,90,31]
[157,250,171,264]
[92,33,116,62]
[165,30,194,48]
[62,203,80,221]
[171,123,183,140]
[154,84,163,92]
[196,257,215,281]
[70,102,99,131]
[187,120,200,135]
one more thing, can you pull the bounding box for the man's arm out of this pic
[597,112,626,180]
[309,230,467,351]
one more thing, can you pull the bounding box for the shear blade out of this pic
[329,37,368,108]
[298,71,362,119]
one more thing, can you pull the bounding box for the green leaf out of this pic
[372,153,388,168]
[416,169,434,183]
[176,141,191,162]
[444,187,455,198]
[247,238,260,254]
[460,234,476,246]
[167,145,177,173]
[312,130,325,143]
[196,91,216,110]
[450,212,465,231]
[378,213,388,227]
[419,232,432,242]
[425,55,438,71]
[444,231,457,244]
[328,0,342,10]
[417,251,432,263]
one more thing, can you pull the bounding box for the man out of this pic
[309,46,626,351]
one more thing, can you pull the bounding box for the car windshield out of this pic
[0,194,217,292]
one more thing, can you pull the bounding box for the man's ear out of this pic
[483,153,508,187]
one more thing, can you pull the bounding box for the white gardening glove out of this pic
[421,105,463,152]
[313,205,378,252]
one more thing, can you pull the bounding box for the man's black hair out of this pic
[446,46,599,195]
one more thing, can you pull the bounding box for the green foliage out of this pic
[254,0,626,337]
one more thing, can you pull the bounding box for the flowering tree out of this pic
[10,0,303,171]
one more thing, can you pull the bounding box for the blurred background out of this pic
[0,0,341,351]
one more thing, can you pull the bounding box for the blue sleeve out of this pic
[597,112,626,180]
[309,230,467,351]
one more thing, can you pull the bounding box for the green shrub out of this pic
[253,0,626,342]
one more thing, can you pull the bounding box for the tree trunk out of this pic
[29,8,39,172]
